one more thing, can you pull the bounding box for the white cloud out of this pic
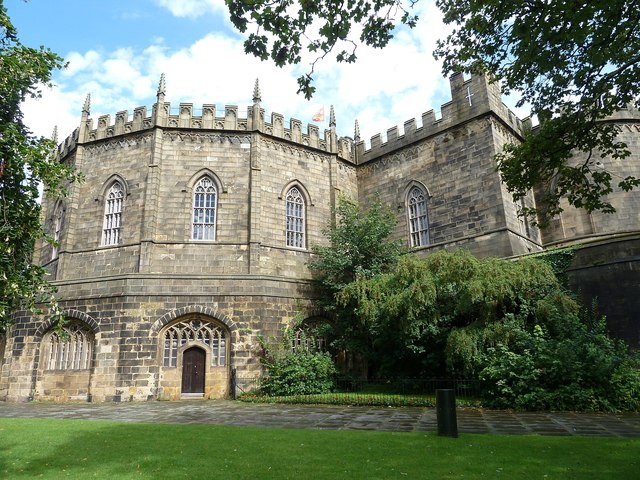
[153,0,226,18]
[22,1,530,150]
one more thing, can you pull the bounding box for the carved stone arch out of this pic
[35,309,99,340]
[403,180,431,248]
[151,305,237,335]
[98,173,129,200]
[402,180,431,202]
[279,180,314,206]
[186,169,226,194]
[52,197,66,220]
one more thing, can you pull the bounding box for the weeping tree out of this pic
[339,250,639,410]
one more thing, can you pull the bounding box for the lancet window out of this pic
[285,186,305,248]
[163,319,226,367]
[407,186,429,247]
[52,202,64,260]
[103,181,124,246]
[192,176,217,240]
[45,323,94,370]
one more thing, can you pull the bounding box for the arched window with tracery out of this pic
[103,181,124,246]
[192,176,217,240]
[52,202,64,260]
[407,186,429,247]
[45,323,94,370]
[163,318,226,367]
[285,186,305,248]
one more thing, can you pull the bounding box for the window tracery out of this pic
[192,176,217,240]
[45,323,94,370]
[285,186,305,248]
[103,181,124,245]
[408,186,429,247]
[52,202,64,260]
[163,319,226,367]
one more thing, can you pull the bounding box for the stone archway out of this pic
[158,315,230,400]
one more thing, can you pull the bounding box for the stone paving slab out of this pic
[0,400,638,437]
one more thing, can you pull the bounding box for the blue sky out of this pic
[8,0,525,147]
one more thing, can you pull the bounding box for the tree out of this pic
[225,0,418,99]
[0,1,77,329]
[306,195,406,373]
[340,250,640,410]
[339,250,562,377]
[434,0,640,221]
[225,0,640,220]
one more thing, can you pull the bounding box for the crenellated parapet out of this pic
[357,73,530,163]
[56,76,355,162]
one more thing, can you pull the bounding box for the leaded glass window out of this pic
[103,181,124,246]
[52,203,64,260]
[285,186,305,248]
[408,186,429,247]
[192,177,217,240]
[163,319,226,367]
[46,323,94,370]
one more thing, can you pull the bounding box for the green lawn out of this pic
[0,418,637,479]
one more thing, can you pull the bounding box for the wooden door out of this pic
[182,347,205,394]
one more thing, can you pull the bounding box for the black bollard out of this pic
[436,389,458,437]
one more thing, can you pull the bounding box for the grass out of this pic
[0,418,638,479]
[239,391,482,408]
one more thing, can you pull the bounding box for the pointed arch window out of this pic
[408,186,429,247]
[285,186,305,248]
[162,318,226,367]
[45,323,94,370]
[192,176,217,240]
[52,202,64,260]
[103,181,124,246]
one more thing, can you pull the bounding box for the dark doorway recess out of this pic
[182,347,205,394]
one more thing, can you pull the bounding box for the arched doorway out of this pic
[181,347,205,395]
[158,316,230,400]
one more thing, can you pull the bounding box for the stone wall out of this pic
[3,73,639,403]
[566,234,640,349]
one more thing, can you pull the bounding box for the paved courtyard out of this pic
[1,400,639,437]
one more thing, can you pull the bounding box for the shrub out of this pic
[259,329,336,397]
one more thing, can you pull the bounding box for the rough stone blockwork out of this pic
[2,74,639,402]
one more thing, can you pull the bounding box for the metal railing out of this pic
[232,373,482,407]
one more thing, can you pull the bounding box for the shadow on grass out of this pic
[1,418,638,479]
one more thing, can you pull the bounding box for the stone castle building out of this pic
[1,73,638,402]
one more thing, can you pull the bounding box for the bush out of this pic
[476,317,640,411]
[259,329,336,396]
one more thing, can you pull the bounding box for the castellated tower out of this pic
[1,73,637,402]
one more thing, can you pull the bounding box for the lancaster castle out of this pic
[1,73,638,402]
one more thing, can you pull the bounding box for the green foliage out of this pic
[225,0,418,99]
[307,195,405,367]
[225,0,640,218]
[0,1,79,328]
[337,249,638,410]
[308,195,405,292]
[339,250,561,377]
[259,329,336,396]
[531,247,577,288]
[435,0,640,219]
[477,318,640,412]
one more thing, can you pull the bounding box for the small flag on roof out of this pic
[312,106,325,122]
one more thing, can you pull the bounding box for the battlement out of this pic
[357,74,529,163]
[56,78,355,162]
